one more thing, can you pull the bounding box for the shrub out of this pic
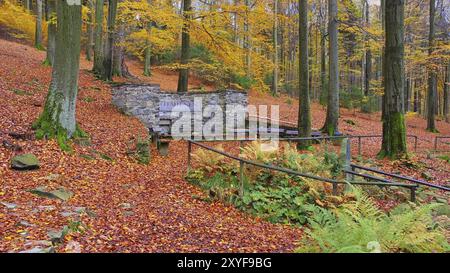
[296,186,450,253]
[231,73,255,90]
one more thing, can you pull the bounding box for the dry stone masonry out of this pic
[112,84,248,135]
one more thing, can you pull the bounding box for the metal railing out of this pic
[186,138,420,201]
[186,134,419,156]
[349,164,450,192]
[434,136,450,151]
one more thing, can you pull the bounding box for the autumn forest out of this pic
[0,0,449,256]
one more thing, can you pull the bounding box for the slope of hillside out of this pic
[0,39,301,253]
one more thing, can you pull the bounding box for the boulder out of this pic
[11,154,40,170]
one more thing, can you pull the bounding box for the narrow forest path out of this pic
[0,39,301,252]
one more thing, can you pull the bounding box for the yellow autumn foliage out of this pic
[0,1,47,44]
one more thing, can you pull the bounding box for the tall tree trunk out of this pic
[143,0,152,77]
[321,0,339,136]
[35,0,43,49]
[272,0,278,95]
[426,0,438,132]
[93,0,105,75]
[244,0,251,77]
[33,0,82,146]
[444,63,450,122]
[319,0,327,106]
[44,0,56,66]
[379,0,407,159]
[298,0,311,148]
[177,0,191,93]
[86,0,94,61]
[100,0,118,81]
[362,0,372,113]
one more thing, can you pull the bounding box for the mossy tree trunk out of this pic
[100,0,118,81]
[35,0,43,50]
[177,0,191,93]
[33,0,82,146]
[426,0,438,132]
[298,0,311,149]
[93,0,105,75]
[44,0,56,66]
[379,0,407,159]
[143,0,152,77]
[321,0,339,136]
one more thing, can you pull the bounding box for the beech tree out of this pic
[143,0,152,77]
[298,0,311,148]
[321,0,339,136]
[177,0,191,93]
[100,0,118,81]
[44,0,57,66]
[34,0,43,49]
[426,0,438,132]
[379,0,407,159]
[93,0,105,76]
[33,0,84,148]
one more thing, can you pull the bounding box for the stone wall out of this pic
[112,83,248,134]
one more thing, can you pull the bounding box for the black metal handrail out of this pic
[350,164,450,191]
[434,136,450,151]
[187,139,418,201]
[188,134,419,155]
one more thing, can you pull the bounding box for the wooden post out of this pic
[414,136,418,151]
[410,187,416,202]
[187,141,192,175]
[358,136,362,156]
[239,161,245,197]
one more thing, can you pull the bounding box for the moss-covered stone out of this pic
[11,154,40,170]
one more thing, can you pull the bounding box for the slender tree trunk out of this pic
[321,0,339,136]
[100,0,118,81]
[177,0,191,93]
[244,0,251,77]
[426,0,438,132]
[93,0,105,75]
[272,0,278,95]
[298,0,311,148]
[33,0,82,145]
[362,0,372,113]
[143,0,152,77]
[86,0,94,61]
[319,33,326,104]
[379,0,407,159]
[444,63,449,122]
[44,0,56,66]
[35,0,43,49]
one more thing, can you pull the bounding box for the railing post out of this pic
[358,136,362,156]
[410,187,416,202]
[239,140,244,156]
[239,161,245,197]
[187,141,192,175]
[332,182,338,195]
[414,136,418,151]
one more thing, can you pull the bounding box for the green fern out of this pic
[297,186,450,253]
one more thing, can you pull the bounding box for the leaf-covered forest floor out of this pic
[0,39,301,253]
[0,38,448,253]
